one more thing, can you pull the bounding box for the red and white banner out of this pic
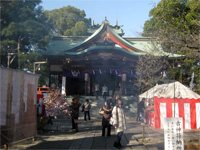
[154,97,200,129]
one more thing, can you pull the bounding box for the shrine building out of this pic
[43,18,175,96]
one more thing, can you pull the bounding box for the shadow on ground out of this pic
[26,135,118,150]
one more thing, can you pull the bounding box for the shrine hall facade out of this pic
[43,19,173,96]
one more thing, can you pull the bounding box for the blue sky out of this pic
[41,0,160,37]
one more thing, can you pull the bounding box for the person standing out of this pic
[102,85,108,101]
[136,102,141,121]
[99,101,113,137]
[69,98,81,132]
[138,98,145,125]
[95,83,100,99]
[82,99,91,121]
[112,98,126,149]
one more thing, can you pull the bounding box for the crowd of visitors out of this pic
[93,83,122,102]
[69,95,127,149]
[66,83,149,149]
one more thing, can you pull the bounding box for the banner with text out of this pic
[164,117,184,150]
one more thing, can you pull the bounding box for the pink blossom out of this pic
[44,89,71,117]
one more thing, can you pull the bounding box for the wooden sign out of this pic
[98,53,112,60]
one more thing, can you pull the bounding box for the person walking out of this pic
[102,85,108,101]
[112,98,127,149]
[95,83,100,99]
[69,98,81,132]
[82,99,91,121]
[138,98,145,125]
[99,101,113,137]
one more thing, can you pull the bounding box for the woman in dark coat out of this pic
[99,100,113,137]
[69,98,81,132]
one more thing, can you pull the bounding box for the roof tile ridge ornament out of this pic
[104,16,109,24]
[115,18,118,26]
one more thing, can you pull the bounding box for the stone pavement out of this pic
[4,96,200,150]
[7,117,148,150]
[127,120,200,150]
[6,118,200,150]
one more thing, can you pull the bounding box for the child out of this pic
[82,99,91,121]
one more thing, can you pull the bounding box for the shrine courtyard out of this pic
[7,96,200,150]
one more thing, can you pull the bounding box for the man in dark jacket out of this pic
[69,98,81,132]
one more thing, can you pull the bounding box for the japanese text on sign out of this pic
[164,118,184,150]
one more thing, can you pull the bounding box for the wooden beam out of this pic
[33,61,47,64]
[33,61,47,74]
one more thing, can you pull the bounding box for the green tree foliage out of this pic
[19,52,49,86]
[143,0,200,56]
[142,0,200,94]
[1,0,50,68]
[136,54,168,93]
[64,21,87,36]
[43,5,91,36]
[0,2,91,86]
[166,59,200,94]
[0,0,50,85]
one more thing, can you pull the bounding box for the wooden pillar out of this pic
[61,76,66,95]
[84,73,90,96]
[122,73,127,96]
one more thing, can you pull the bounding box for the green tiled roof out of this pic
[59,45,142,56]
[128,39,183,57]
[43,36,182,57]
[43,20,182,58]
[43,37,86,55]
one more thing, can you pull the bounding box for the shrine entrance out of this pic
[90,73,121,96]
[66,78,85,96]
[64,70,124,96]
[44,19,159,96]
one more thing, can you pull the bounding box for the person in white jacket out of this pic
[112,98,127,149]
